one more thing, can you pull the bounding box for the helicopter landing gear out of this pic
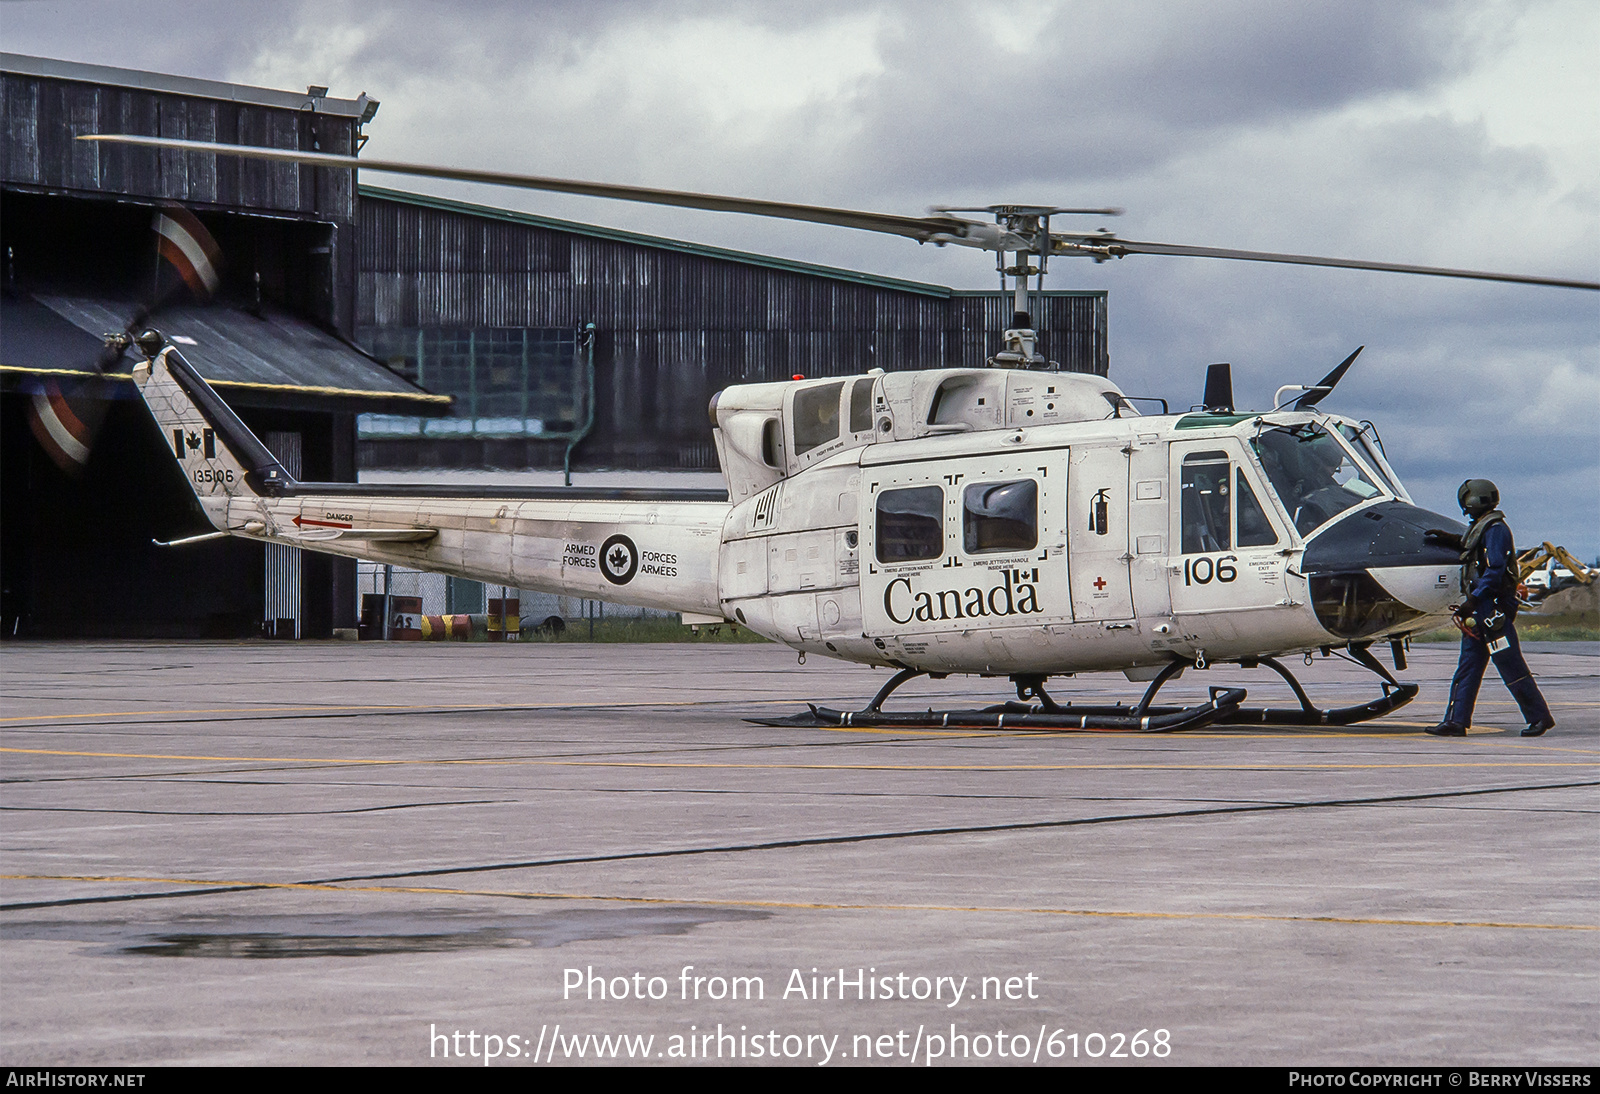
[751,643,1416,731]
[1109,648,1416,728]
[860,666,933,715]
[752,662,1246,732]
[1012,674,1064,713]
[1210,647,1418,726]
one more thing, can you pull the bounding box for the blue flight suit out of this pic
[1443,518,1552,728]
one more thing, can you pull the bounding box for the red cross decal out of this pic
[1093,576,1107,590]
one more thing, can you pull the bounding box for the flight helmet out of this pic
[1457,478,1499,519]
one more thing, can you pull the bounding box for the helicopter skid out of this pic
[1218,681,1418,726]
[752,651,1417,732]
[755,687,1247,732]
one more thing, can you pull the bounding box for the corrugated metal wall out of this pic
[357,195,1109,471]
[2,69,360,335]
[1,71,355,218]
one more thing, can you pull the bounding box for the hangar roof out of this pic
[0,294,448,413]
[0,52,376,120]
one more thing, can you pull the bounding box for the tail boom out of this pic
[134,344,727,616]
[243,492,727,614]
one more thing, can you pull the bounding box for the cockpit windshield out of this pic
[1336,421,1403,497]
[1251,423,1384,535]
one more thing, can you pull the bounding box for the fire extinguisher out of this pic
[1090,488,1110,535]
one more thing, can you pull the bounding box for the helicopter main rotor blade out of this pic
[79,135,1598,290]
[1059,237,1599,291]
[79,135,981,245]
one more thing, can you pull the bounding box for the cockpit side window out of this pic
[963,480,1037,554]
[1251,424,1382,535]
[876,486,945,563]
[793,382,844,455]
[1180,451,1231,553]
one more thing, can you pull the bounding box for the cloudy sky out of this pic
[5,0,1597,555]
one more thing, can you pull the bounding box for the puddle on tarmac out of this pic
[2,906,769,959]
[126,930,530,958]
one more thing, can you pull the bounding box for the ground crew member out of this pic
[1425,479,1555,737]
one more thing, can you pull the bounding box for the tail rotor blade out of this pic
[152,205,223,299]
[33,204,226,472]
[26,374,112,476]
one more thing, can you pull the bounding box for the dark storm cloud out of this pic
[6,0,1474,195]
[0,0,300,78]
[3,0,1592,553]
[0,1,1523,218]
[845,0,1492,187]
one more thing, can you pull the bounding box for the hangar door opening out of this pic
[264,432,304,638]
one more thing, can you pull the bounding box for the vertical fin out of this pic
[133,344,296,526]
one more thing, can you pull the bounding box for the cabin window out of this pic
[793,382,844,455]
[849,378,874,434]
[1235,467,1278,547]
[1180,451,1232,553]
[876,486,945,562]
[963,480,1038,554]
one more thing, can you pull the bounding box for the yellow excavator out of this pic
[1517,542,1596,599]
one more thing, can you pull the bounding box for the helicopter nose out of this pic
[1301,501,1465,640]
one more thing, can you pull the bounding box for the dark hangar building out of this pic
[352,187,1108,472]
[1,53,435,639]
[0,54,1110,639]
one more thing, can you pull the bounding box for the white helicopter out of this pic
[82,134,1599,732]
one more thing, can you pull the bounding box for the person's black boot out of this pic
[1507,676,1553,736]
[1521,716,1555,737]
[1425,722,1466,737]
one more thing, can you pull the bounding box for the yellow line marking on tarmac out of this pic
[820,726,996,738]
[821,724,1596,743]
[1,746,1595,772]
[0,699,711,723]
[3,873,1593,932]
[0,705,414,721]
[1172,732,1600,753]
[8,706,1592,747]
[0,746,409,765]
[7,690,1588,725]
[3,685,1591,725]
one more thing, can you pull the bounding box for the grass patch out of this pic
[520,616,771,643]
[1512,617,1600,641]
[1410,614,1599,643]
